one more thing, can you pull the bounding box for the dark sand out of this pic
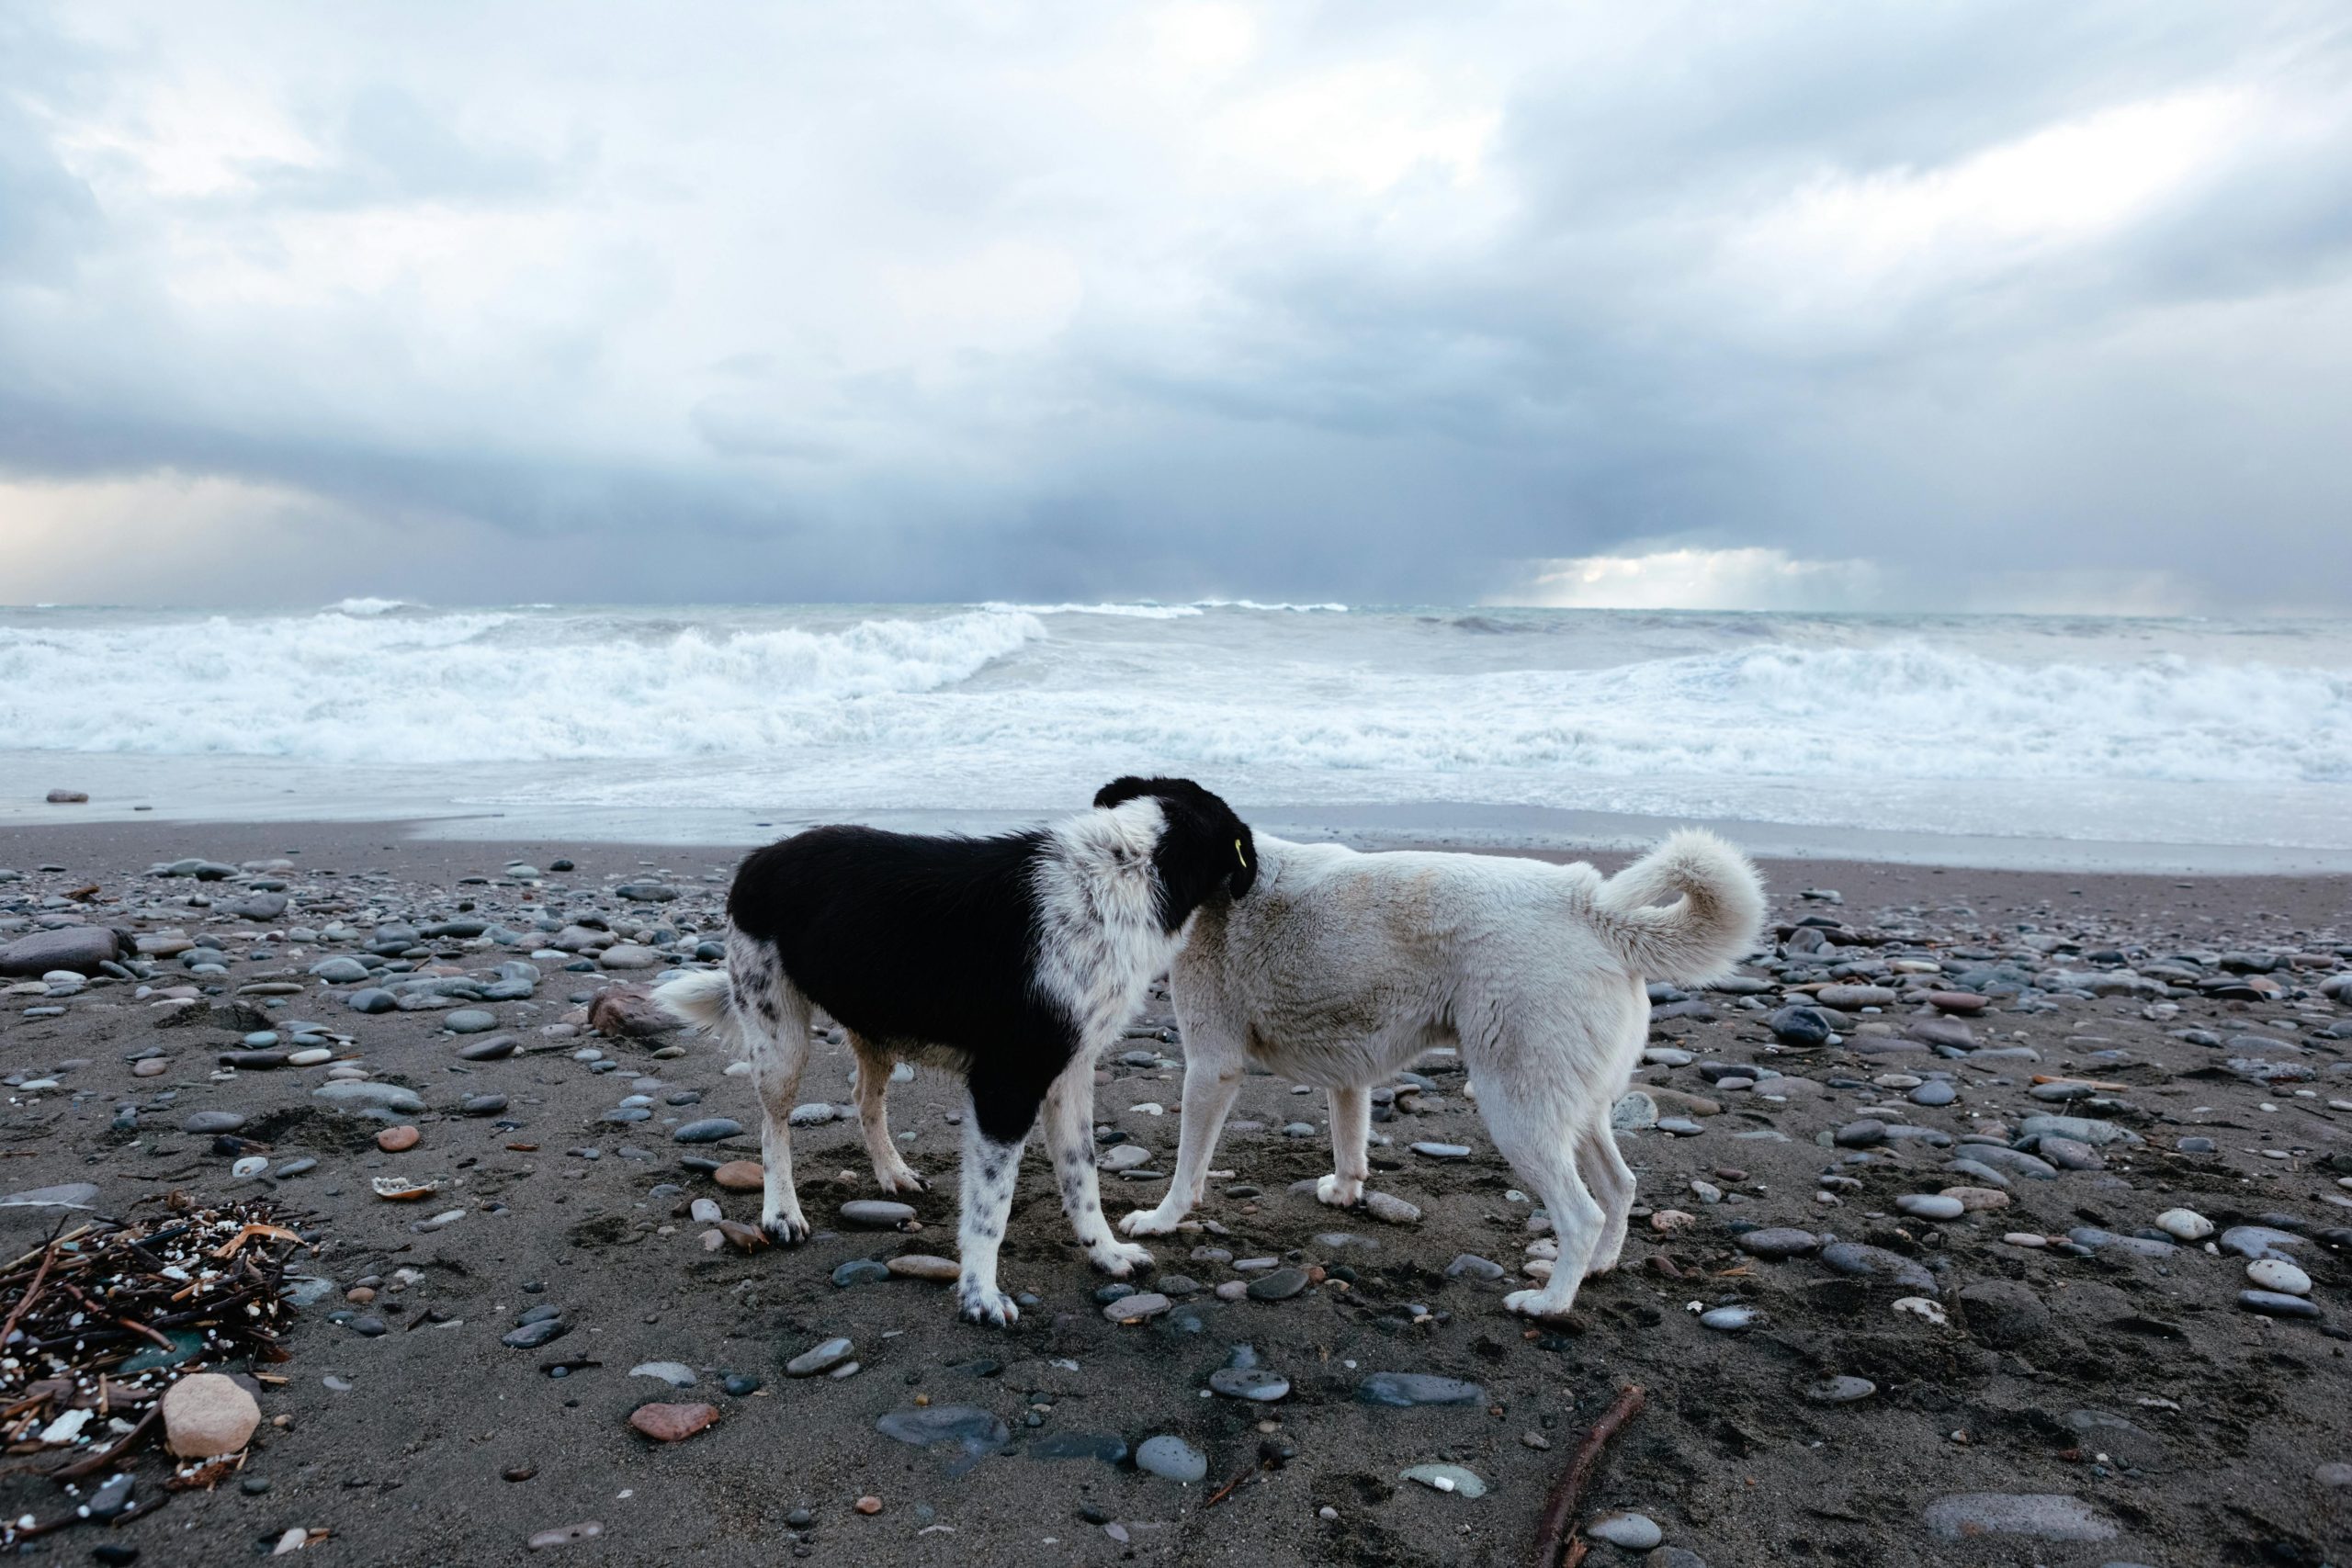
[2,818,2349,1567]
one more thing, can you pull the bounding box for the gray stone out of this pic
[785,1337,855,1376]
[628,1361,697,1387]
[1922,1494,2116,1543]
[1246,1267,1310,1301]
[311,1080,426,1114]
[0,926,119,976]
[1733,1228,1820,1259]
[0,1182,100,1211]
[1209,1367,1290,1402]
[1399,1463,1487,1498]
[1356,1372,1486,1408]
[445,1009,498,1033]
[1134,1435,1208,1483]
[2240,1290,2322,1319]
[1804,1375,1876,1404]
[181,1111,245,1134]
[1586,1512,1663,1550]
[673,1118,743,1144]
[1410,1142,1473,1160]
[1820,1242,1938,1295]
[839,1200,916,1228]
[347,988,397,1014]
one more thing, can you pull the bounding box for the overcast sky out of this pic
[5,2,2350,612]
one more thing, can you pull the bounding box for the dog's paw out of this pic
[956,1283,1020,1328]
[1091,1239,1155,1278]
[1315,1173,1365,1209]
[875,1165,928,1196]
[1504,1288,1575,1321]
[761,1212,812,1247]
[1583,1250,1623,1278]
[1117,1206,1180,1237]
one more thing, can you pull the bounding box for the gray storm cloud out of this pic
[2,1,2349,610]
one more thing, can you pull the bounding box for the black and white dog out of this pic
[653,778,1255,1326]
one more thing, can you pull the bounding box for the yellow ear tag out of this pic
[1234,838,1249,869]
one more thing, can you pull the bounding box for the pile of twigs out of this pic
[0,1193,311,1546]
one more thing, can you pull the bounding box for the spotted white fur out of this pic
[655,795,1203,1325]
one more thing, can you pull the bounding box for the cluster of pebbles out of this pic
[4,844,2351,1564]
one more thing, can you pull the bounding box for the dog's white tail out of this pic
[652,968,741,1047]
[1587,829,1765,986]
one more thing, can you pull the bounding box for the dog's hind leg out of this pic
[729,933,813,1245]
[1317,1085,1372,1208]
[955,1067,1048,1328]
[1575,1115,1637,1276]
[1119,1020,1245,1237]
[1479,1072,1608,1319]
[847,1032,926,1195]
[1043,1057,1153,1277]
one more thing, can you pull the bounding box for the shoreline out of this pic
[11,800,2352,877]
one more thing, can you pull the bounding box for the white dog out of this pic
[1119,829,1763,1318]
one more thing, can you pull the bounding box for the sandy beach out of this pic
[2,817,2348,1567]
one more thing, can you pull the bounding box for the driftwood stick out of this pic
[1526,1382,1646,1568]
[0,1239,62,1352]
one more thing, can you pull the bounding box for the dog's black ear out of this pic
[1092,776,1158,811]
[1227,818,1258,899]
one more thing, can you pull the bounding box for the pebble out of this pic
[1400,1463,1487,1498]
[1699,1305,1760,1332]
[1247,1267,1311,1301]
[377,1126,420,1153]
[785,1337,855,1376]
[629,1361,697,1387]
[1105,1292,1173,1323]
[2247,1258,2312,1295]
[713,1160,764,1190]
[839,1199,917,1228]
[1895,1194,1965,1222]
[1733,1228,1818,1258]
[1921,1494,2116,1543]
[627,1402,718,1442]
[673,1117,743,1144]
[1586,1511,1663,1551]
[1410,1142,1472,1160]
[526,1522,604,1551]
[1135,1435,1208,1483]
[1355,1372,1486,1407]
[887,1254,960,1281]
[445,1009,498,1033]
[1819,1241,1939,1296]
[1804,1375,1877,1404]
[1208,1366,1290,1402]
[161,1372,261,1458]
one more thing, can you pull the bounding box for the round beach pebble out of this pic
[2247,1258,2312,1296]
[1895,1194,1965,1222]
[2155,1208,2214,1242]
[376,1125,420,1153]
[1585,1511,1663,1551]
[886,1254,959,1281]
[627,1402,718,1442]
[162,1371,262,1458]
[713,1161,764,1191]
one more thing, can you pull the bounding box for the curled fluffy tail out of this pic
[652,968,741,1047]
[1588,829,1765,986]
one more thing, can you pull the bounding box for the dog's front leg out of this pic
[1120,1035,1244,1236]
[1044,1059,1152,1276]
[1317,1085,1373,1207]
[955,1076,1039,1328]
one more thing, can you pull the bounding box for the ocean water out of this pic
[4,600,2350,868]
